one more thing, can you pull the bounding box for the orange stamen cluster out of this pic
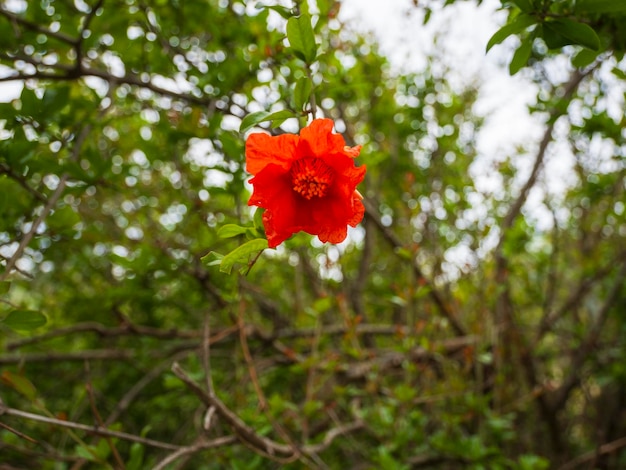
[290,157,334,200]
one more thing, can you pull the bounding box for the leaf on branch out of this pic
[2,310,47,331]
[286,14,318,63]
[511,0,534,13]
[571,48,599,68]
[1,371,38,401]
[255,2,293,18]
[219,239,268,274]
[239,110,296,134]
[575,0,626,14]
[546,19,600,51]
[201,251,224,267]
[486,14,536,53]
[293,76,313,112]
[509,35,533,75]
[217,224,249,239]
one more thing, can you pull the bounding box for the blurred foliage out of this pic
[0,0,625,468]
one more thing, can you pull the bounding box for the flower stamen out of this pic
[290,158,335,200]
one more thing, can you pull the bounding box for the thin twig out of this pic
[104,351,191,427]
[0,404,186,451]
[0,7,79,45]
[85,376,125,469]
[0,173,68,281]
[202,316,214,396]
[362,198,467,336]
[0,419,39,444]
[171,362,363,459]
[0,349,134,365]
[558,435,626,470]
[171,362,293,456]
[237,299,267,411]
[151,436,238,470]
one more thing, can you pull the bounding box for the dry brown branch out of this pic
[171,363,364,460]
[171,362,294,456]
[0,173,68,282]
[362,198,467,337]
[151,436,238,470]
[85,377,124,469]
[0,7,79,45]
[0,420,38,444]
[0,401,196,451]
[0,349,134,365]
[104,351,191,428]
[0,163,47,203]
[550,262,626,412]
[558,435,626,470]
[340,335,477,380]
[6,321,410,351]
[536,255,624,341]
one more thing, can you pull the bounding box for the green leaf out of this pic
[486,14,536,52]
[268,109,295,129]
[240,111,270,134]
[219,238,268,274]
[47,205,80,234]
[0,281,10,295]
[571,48,599,68]
[547,19,600,50]
[576,0,626,14]
[2,310,47,331]
[218,224,249,238]
[294,76,313,111]
[286,14,317,63]
[239,110,296,134]
[74,445,98,462]
[613,67,626,81]
[509,35,533,75]
[511,0,533,13]
[201,251,224,267]
[253,207,265,233]
[541,23,571,49]
[126,443,145,470]
[1,371,38,401]
[255,2,293,18]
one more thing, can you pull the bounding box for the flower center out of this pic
[290,158,334,200]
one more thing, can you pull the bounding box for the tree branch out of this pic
[171,363,364,459]
[0,401,203,451]
[558,435,626,470]
[362,198,467,336]
[152,436,238,470]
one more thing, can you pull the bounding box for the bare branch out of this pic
[0,162,47,203]
[152,436,238,470]
[0,173,68,281]
[0,349,133,365]
[0,401,193,451]
[171,362,363,460]
[362,198,467,336]
[0,7,79,45]
[6,321,425,351]
[558,435,626,470]
[550,261,626,412]
[171,362,293,456]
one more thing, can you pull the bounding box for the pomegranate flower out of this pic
[246,118,366,248]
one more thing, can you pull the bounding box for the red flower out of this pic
[246,118,366,248]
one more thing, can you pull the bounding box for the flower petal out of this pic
[248,164,292,209]
[347,192,365,227]
[344,145,362,158]
[298,118,347,160]
[246,132,299,175]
